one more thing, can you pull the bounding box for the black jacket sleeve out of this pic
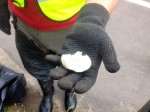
[0,0,8,5]
[0,0,11,35]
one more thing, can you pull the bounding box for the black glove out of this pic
[46,3,120,94]
[0,3,11,35]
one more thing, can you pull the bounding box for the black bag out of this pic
[0,65,26,112]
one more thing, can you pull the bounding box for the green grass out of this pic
[4,95,92,112]
[4,103,27,112]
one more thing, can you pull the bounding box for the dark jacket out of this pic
[0,64,26,112]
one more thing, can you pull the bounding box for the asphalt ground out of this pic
[0,0,150,111]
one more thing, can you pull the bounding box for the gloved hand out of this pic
[0,3,11,35]
[45,3,120,94]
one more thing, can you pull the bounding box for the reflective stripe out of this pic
[12,0,86,21]
[13,0,25,8]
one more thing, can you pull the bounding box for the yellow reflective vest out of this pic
[13,0,86,21]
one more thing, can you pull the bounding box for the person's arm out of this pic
[86,0,119,13]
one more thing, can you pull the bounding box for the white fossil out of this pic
[61,51,91,72]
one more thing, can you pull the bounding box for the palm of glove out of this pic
[46,22,120,94]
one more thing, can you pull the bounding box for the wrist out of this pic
[78,3,110,28]
[86,0,119,14]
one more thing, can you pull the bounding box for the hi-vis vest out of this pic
[12,0,86,21]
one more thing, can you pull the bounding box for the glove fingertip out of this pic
[74,80,91,94]
[74,86,87,94]
[45,54,60,61]
[58,79,73,90]
[6,31,11,35]
[105,62,120,73]
[0,28,11,35]
[49,66,68,80]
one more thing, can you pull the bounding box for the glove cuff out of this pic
[78,3,110,28]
